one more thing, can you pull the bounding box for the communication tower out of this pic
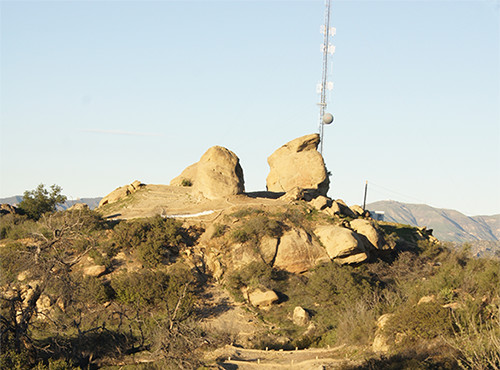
[317,0,335,154]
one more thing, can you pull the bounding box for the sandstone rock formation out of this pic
[171,146,245,200]
[273,228,330,273]
[324,199,357,219]
[0,203,18,215]
[266,134,329,196]
[99,180,144,207]
[350,219,388,250]
[314,225,369,264]
[68,203,89,211]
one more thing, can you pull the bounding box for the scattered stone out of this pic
[248,288,279,307]
[417,295,436,305]
[83,265,106,277]
[266,134,329,196]
[171,146,245,200]
[442,302,463,310]
[293,306,310,326]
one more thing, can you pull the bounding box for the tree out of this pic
[18,184,67,220]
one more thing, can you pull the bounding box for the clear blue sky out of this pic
[1,0,499,216]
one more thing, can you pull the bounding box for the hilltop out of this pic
[1,134,499,369]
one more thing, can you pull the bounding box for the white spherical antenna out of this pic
[322,112,334,125]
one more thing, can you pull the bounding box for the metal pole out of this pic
[363,181,368,210]
[318,0,331,155]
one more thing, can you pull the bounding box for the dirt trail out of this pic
[211,345,361,369]
[99,184,287,220]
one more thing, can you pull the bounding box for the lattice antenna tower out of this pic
[317,0,335,154]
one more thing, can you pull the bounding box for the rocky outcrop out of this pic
[0,203,18,215]
[373,313,394,352]
[266,134,329,196]
[314,225,369,264]
[324,199,357,219]
[171,146,245,200]
[68,203,89,211]
[349,219,388,250]
[273,228,330,273]
[99,180,144,207]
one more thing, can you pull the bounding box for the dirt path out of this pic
[210,344,362,369]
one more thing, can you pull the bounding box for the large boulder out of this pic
[314,225,369,264]
[293,306,310,326]
[266,134,329,196]
[99,180,144,207]
[350,219,388,250]
[171,146,245,200]
[248,288,279,307]
[273,228,330,273]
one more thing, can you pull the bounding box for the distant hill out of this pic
[0,196,102,210]
[367,200,500,243]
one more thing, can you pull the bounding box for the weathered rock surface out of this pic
[266,134,329,196]
[350,219,388,250]
[325,199,357,218]
[248,288,279,307]
[0,203,18,215]
[99,180,145,207]
[310,196,331,211]
[373,313,394,352]
[171,146,245,200]
[293,306,310,326]
[83,265,107,277]
[69,203,89,211]
[314,225,369,264]
[273,228,330,273]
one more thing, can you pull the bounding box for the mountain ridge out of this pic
[367,200,500,243]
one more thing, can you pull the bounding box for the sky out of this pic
[0,0,499,216]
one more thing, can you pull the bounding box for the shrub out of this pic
[17,184,67,220]
[230,214,283,244]
[385,302,453,342]
[180,178,192,187]
[111,216,183,267]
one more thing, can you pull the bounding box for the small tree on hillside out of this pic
[18,184,67,220]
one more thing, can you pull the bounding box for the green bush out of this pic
[230,214,283,244]
[0,213,33,240]
[112,216,183,267]
[78,276,114,304]
[180,178,192,187]
[386,302,453,341]
[17,184,67,221]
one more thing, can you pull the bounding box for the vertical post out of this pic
[363,181,368,210]
[318,0,332,155]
